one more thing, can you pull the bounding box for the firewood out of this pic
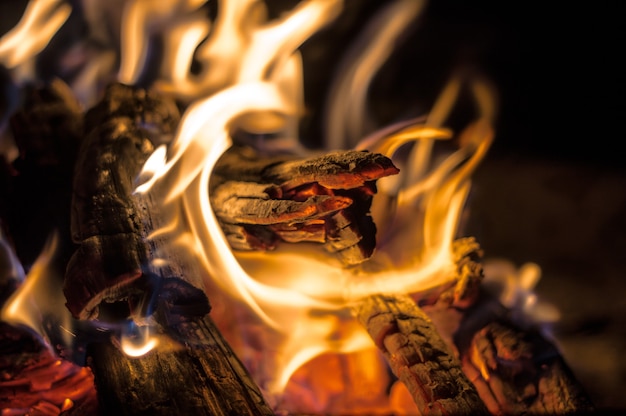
[460,321,593,414]
[457,305,594,414]
[0,322,99,415]
[211,145,399,265]
[354,293,489,415]
[87,277,273,416]
[84,188,275,415]
[64,82,180,320]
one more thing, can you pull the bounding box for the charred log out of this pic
[455,295,595,414]
[64,82,180,320]
[461,321,594,414]
[355,294,489,415]
[211,145,399,265]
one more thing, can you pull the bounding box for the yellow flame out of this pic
[0,0,71,79]
[325,0,427,149]
[1,0,498,400]
[118,0,208,85]
[120,324,160,357]
[128,0,496,394]
[1,233,73,349]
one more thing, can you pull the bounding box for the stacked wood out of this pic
[0,79,590,414]
[211,145,399,265]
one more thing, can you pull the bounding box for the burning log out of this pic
[87,277,274,416]
[461,321,594,414]
[355,238,593,414]
[1,78,83,265]
[64,82,180,320]
[63,83,276,414]
[355,294,489,415]
[211,145,399,265]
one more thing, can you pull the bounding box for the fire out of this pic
[1,232,75,351]
[1,0,499,413]
[129,0,494,399]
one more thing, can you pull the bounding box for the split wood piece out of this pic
[87,277,274,416]
[63,82,181,320]
[417,237,485,310]
[211,145,399,265]
[461,320,594,414]
[355,294,489,415]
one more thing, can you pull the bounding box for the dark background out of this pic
[1,0,625,410]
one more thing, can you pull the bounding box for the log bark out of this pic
[355,293,489,415]
[64,82,180,320]
[87,278,274,416]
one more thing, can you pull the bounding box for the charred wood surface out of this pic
[355,294,489,415]
[456,299,595,414]
[64,83,180,319]
[84,182,274,415]
[87,278,273,416]
[211,145,399,265]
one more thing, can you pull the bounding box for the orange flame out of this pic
[1,233,74,350]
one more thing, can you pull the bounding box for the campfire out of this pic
[0,1,594,414]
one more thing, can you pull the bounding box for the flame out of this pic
[1,0,498,410]
[1,233,74,350]
[120,323,159,357]
[130,0,495,395]
[0,0,71,82]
